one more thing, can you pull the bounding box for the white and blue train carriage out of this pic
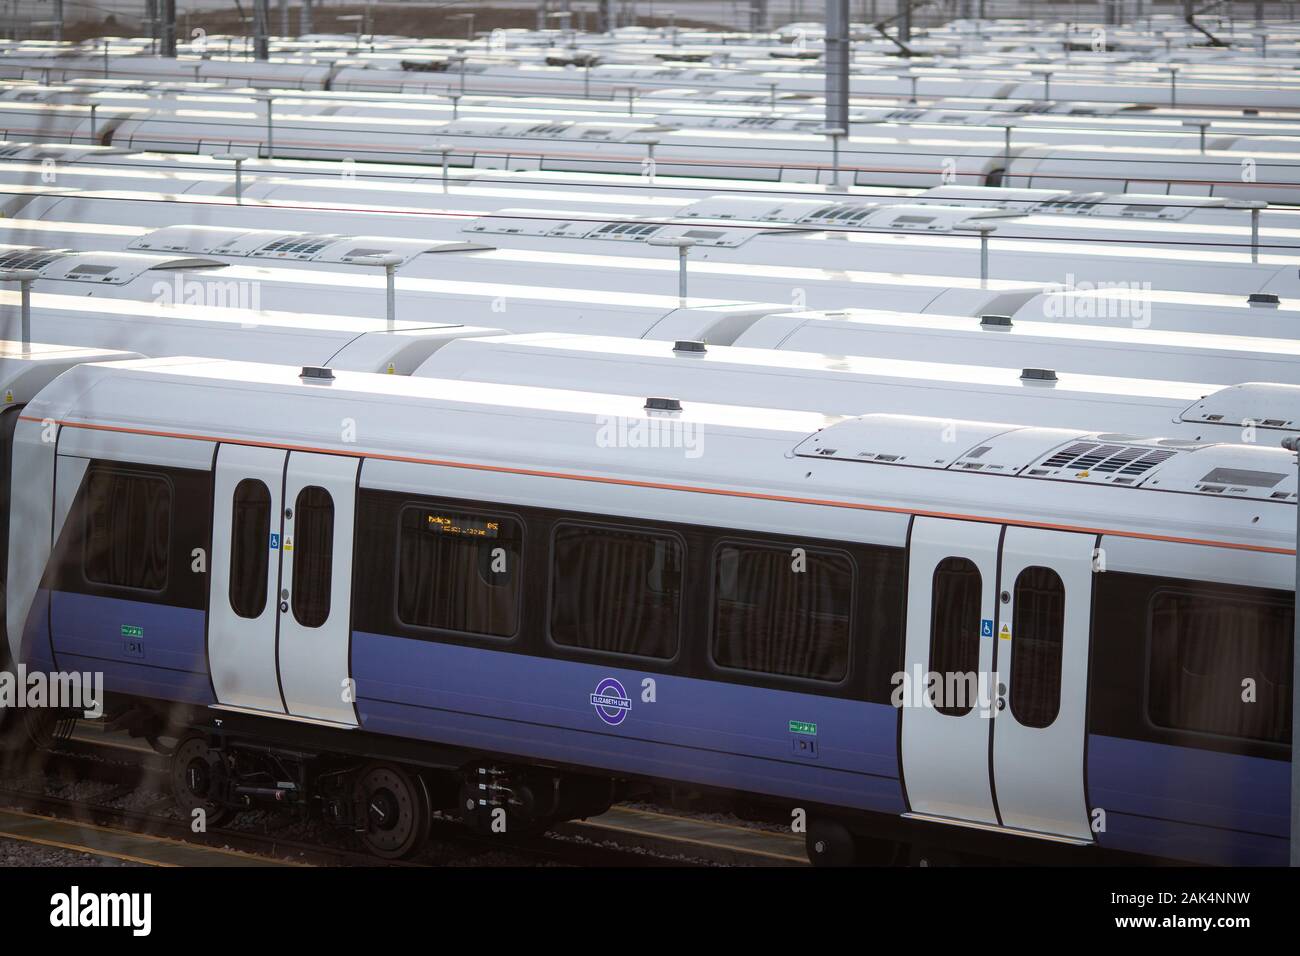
[1,355,1293,864]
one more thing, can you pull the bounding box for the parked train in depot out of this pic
[0,354,1291,865]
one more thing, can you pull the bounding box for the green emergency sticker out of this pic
[789,720,817,736]
[121,625,143,639]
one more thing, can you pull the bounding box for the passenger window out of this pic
[550,524,682,659]
[1148,591,1293,743]
[928,557,981,717]
[83,469,171,591]
[1009,567,1065,728]
[711,542,852,682]
[291,486,333,628]
[229,479,271,619]
[397,507,522,637]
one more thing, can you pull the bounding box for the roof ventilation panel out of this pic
[130,225,269,256]
[1024,436,1198,486]
[1180,383,1300,430]
[1141,444,1298,501]
[251,233,346,261]
[461,214,559,238]
[797,202,879,228]
[0,247,72,272]
[678,196,827,223]
[794,414,1027,470]
[42,251,225,284]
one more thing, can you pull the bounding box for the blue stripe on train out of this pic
[47,591,212,705]
[1087,734,1287,866]
[352,630,904,813]
[18,588,56,672]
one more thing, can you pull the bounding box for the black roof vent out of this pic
[980,314,1012,328]
[645,397,682,411]
[1021,367,1058,382]
[673,339,707,353]
[300,366,335,381]
[1248,292,1281,307]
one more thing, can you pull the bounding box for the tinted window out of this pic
[1149,591,1293,743]
[397,507,521,637]
[928,557,981,717]
[550,524,681,659]
[229,479,271,619]
[1009,566,1065,729]
[291,486,333,628]
[83,469,171,591]
[712,543,852,682]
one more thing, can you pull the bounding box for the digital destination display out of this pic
[425,513,500,539]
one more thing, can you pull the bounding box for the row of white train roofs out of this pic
[0,21,1295,523]
[2,74,1297,199]
[0,145,1296,298]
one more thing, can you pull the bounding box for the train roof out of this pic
[0,340,144,404]
[0,287,501,373]
[413,331,1300,440]
[728,308,1300,383]
[31,356,1297,558]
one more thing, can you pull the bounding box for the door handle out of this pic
[280,601,289,613]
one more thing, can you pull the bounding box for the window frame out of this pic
[80,465,175,596]
[1143,585,1294,746]
[391,501,527,642]
[544,518,687,665]
[705,535,857,688]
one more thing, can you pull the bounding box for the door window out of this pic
[291,486,334,628]
[928,557,982,717]
[1009,566,1066,728]
[229,478,271,619]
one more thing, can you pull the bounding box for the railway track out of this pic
[0,739,796,867]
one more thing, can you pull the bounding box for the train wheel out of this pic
[170,735,231,827]
[354,763,431,860]
[805,818,858,867]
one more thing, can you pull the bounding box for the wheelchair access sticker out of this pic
[981,619,994,639]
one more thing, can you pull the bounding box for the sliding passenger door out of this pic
[900,517,1001,825]
[276,452,359,726]
[900,517,1096,841]
[990,527,1095,841]
[208,444,287,714]
[208,447,359,726]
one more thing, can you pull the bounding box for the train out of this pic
[0,15,1295,870]
[0,352,1292,865]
